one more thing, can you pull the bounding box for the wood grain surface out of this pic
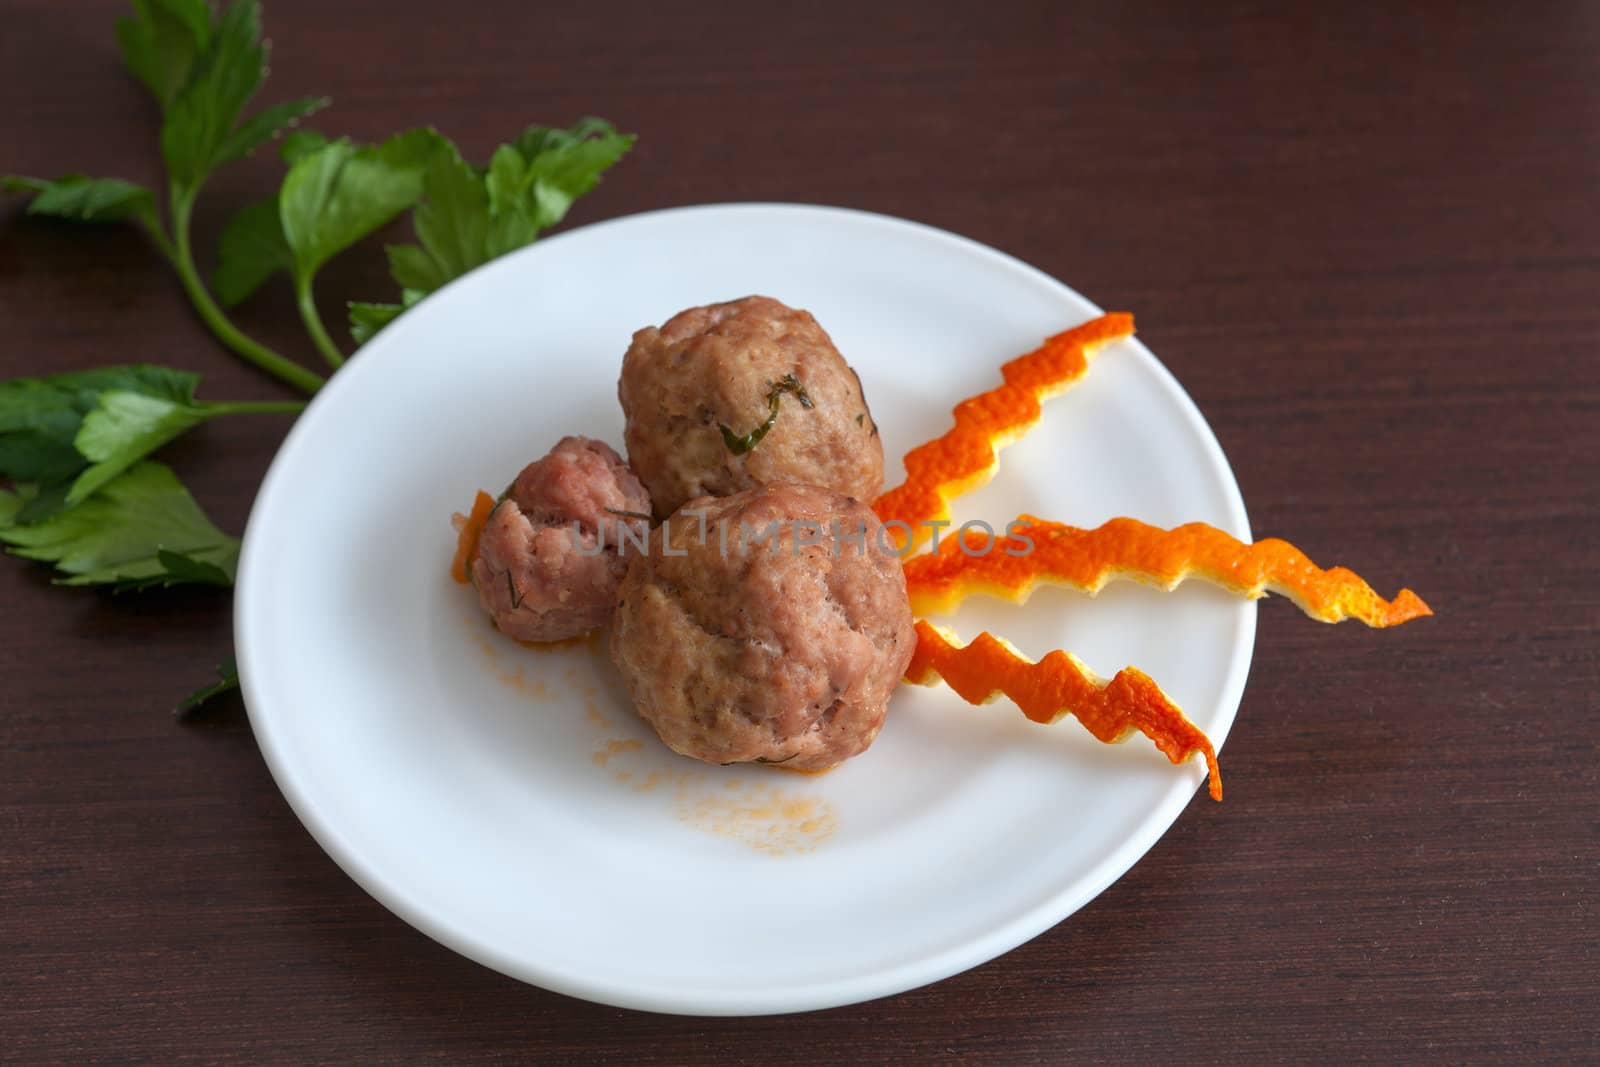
[3,1,1596,1061]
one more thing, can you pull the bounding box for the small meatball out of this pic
[472,436,651,643]
[618,295,884,518]
[610,483,915,771]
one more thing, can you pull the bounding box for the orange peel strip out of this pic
[905,619,1222,801]
[449,490,495,584]
[903,516,1432,627]
[872,312,1135,551]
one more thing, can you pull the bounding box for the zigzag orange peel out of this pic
[903,516,1432,627]
[904,619,1223,801]
[872,312,1134,551]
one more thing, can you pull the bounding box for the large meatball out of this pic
[609,483,915,770]
[472,436,651,643]
[618,295,884,518]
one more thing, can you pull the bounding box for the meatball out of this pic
[471,436,651,643]
[618,295,884,518]
[609,483,915,770]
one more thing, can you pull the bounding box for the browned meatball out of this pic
[618,296,884,518]
[472,436,651,643]
[609,483,915,771]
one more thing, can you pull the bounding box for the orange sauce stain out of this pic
[468,621,561,701]
[464,607,838,855]
[674,777,838,856]
[592,739,643,768]
[516,631,603,653]
[768,763,836,777]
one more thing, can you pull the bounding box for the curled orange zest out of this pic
[450,490,495,585]
[904,516,1433,628]
[905,620,1222,801]
[872,313,1135,551]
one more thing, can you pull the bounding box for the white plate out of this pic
[236,203,1254,1015]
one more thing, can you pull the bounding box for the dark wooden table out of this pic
[4,1,1596,1061]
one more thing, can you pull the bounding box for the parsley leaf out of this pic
[157,0,326,196]
[348,299,413,345]
[65,383,300,506]
[116,0,212,108]
[177,655,240,715]
[213,194,291,306]
[0,367,202,520]
[70,390,210,504]
[213,126,374,309]
[218,96,329,170]
[2,174,157,225]
[158,0,262,189]
[122,548,235,590]
[0,461,240,588]
[279,128,440,283]
[355,120,632,343]
[279,128,441,364]
[401,138,490,289]
[0,367,298,521]
[278,128,329,166]
[486,118,634,244]
[0,381,91,487]
[210,130,330,307]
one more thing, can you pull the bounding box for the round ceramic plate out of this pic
[236,203,1254,1015]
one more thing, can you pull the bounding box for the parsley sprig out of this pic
[7,0,328,393]
[0,0,632,710]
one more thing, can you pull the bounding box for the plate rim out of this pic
[235,201,1256,1015]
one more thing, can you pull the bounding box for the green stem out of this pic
[137,208,177,262]
[295,276,345,369]
[164,189,326,395]
[202,399,308,417]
